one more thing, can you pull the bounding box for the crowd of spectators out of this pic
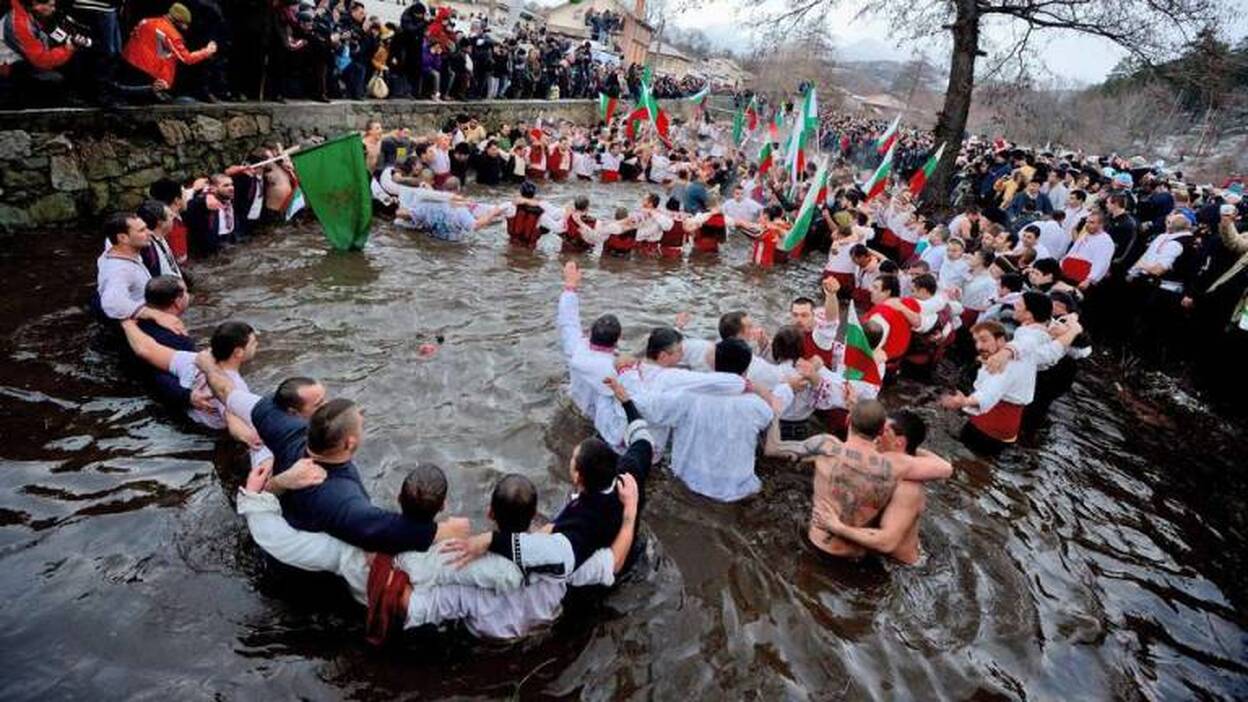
[0,0,708,108]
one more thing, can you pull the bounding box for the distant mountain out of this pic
[836,37,908,63]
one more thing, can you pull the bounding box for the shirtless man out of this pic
[764,399,951,560]
[811,410,931,564]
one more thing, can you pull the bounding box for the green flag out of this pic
[779,158,828,251]
[732,106,745,144]
[290,132,373,251]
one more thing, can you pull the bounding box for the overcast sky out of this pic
[653,0,1248,85]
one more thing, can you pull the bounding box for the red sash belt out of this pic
[1060,257,1092,284]
[969,401,1024,443]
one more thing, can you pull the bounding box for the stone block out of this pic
[0,130,32,160]
[3,167,45,189]
[226,115,259,139]
[255,114,272,134]
[157,120,193,146]
[117,189,145,211]
[86,157,125,179]
[87,181,111,214]
[192,115,226,142]
[28,192,78,224]
[50,154,88,191]
[37,134,74,155]
[0,203,32,232]
[118,166,165,188]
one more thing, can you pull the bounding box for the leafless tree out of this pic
[752,0,1227,209]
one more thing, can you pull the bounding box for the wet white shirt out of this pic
[557,290,624,448]
[1010,323,1066,371]
[723,197,763,224]
[97,251,151,320]
[618,363,746,456]
[637,384,794,502]
[967,358,1035,414]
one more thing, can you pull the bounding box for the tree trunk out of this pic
[927,0,980,212]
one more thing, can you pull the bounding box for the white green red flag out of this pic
[745,96,759,131]
[875,115,900,155]
[757,141,774,175]
[863,144,895,200]
[733,106,745,144]
[785,88,818,185]
[768,109,783,143]
[598,93,618,122]
[843,304,882,385]
[908,142,945,198]
[779,157,828,251]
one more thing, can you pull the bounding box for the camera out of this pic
[52,15,93,48]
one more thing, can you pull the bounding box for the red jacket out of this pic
[2,0,75,71]
[122,16,212,87]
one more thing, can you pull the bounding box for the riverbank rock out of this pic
[28,192,78,224]
[0,130,31,160]
[50,155,88,192]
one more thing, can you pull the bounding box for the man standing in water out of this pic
[810,410,934,564]
[764,399,952,561]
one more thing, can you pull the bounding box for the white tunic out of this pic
[1129,232,1188,291]
[1061,231,1115,283]
[557,290,625,449]
[1009,323,1066,371]
[637,384,794,502]
[937,255,972,292]
[617,363,745,457]
[961,271,997,312]
[966,359,1035,415]
[1034,219,1070,259]
[723,197,763,224]
[96,252,151,320]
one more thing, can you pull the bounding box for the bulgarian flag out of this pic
[875,115,900,155]
[625,106,648,140]
[863,143,895,201]
[768,109,783,143]
[778,158,828,252]
[757,141,774,175]
[640,80,669,139]
[843,304,882,385]
[732,106,745,144]
[744,96,759,131]
[598,93,618,122]
[908,142,945,199]
[785,112,808,185]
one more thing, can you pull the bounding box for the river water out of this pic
[1,179,1245,700]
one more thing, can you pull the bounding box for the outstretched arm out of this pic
[556,261,585,361]
[120,319,177,372]
[763,420,841,463]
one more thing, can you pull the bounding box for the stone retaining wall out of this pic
[0,99,693,232]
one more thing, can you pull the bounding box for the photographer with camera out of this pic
[119,2,216,102]
[1,0,94,106]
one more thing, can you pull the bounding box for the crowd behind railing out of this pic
[0,0,708,108]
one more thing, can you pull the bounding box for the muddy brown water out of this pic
[1,179,1246,700]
